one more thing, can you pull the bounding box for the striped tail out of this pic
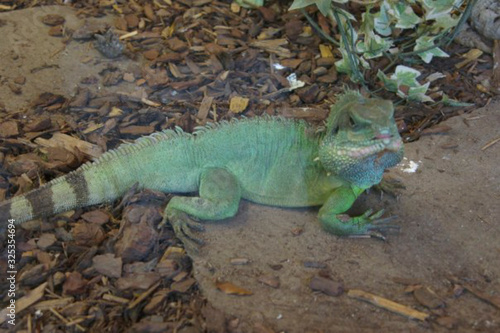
[0,171,92,225]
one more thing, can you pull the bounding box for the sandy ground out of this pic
[1,5,499,333]
[0,6,138,112]
[193,104,500,332]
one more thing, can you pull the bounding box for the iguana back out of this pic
[1,117,330,223]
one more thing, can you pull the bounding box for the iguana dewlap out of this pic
[0,91,404,247]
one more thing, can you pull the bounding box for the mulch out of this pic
[0,0,497,332]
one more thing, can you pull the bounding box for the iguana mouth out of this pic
[345,137,402,159]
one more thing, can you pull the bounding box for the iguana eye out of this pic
[349,117,363,131]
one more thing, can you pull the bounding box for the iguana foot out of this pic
[321,208,400,239]
[373,177,406,198]
[160,209,205,253]
[349,214,400,240]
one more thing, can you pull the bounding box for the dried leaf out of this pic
[216,281,253,296]
[229,96,249,114]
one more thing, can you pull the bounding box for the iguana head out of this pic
[319,91,404,188]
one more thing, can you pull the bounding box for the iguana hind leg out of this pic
[163,168,241,251]
[319,186,399,239]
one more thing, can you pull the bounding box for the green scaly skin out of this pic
[0,91,404,250]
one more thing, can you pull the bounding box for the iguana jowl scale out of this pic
[0,91,404,246]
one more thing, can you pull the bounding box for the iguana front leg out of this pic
[162,168,241,250]
[318,186,398,239]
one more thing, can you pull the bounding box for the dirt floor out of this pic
[193,103,500,332]
[0,3,499,333]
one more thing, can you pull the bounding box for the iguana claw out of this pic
[159,209,205,253]
[355,212,400,240]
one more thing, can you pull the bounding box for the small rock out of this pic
[257,275,280,289]
[413,287,445,309]
[435,316,458,329]
[123,72,135,82]
[41,14,65,26]
[309,275,344,296]
[13,76,26,85]
[8,83,22,95]
[94,30,124,59]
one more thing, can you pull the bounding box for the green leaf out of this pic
[385,2,421,29]
[234,0,264,8]
[414,35,449,63]
[289,0,332,17]
[421,0,464,20]
[377,65,433,102]
[373,2,392,36]
[335,48,358,75]
[357,34,393,59]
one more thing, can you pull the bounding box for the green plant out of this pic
[288,0,471,102]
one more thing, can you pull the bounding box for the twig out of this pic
[481,136,500,151]
[347,289,430,321]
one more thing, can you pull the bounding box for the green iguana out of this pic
[0,91,404,248]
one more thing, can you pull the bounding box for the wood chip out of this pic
[0,120,19,137]
[34,132,104,159]
[33,297,74,311]
[92,254,122,278]
[347,289,429,321]
[455,49,483,69]
[0,282,47,324]
[250,39,292,58]
[197,95,214,120]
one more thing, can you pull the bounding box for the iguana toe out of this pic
[168,210,205,253]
